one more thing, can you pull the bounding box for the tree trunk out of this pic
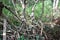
[53,0,59,17]
[3,19,7,40]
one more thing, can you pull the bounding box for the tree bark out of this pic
[3,19,7,40]
[53,0,59,17]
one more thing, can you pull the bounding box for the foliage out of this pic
[0,0,60,40]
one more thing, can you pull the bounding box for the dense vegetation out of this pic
[0,0,60,40]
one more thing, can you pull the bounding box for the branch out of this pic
[4,5,16,16]
[3,14,18,31]
[4,5,21,22]
[32,0,38,12]
[30,0,38,19]
[11,0,21,21]
[7,25,16,32]
[19,0,26,19]
[38,20,44,36]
